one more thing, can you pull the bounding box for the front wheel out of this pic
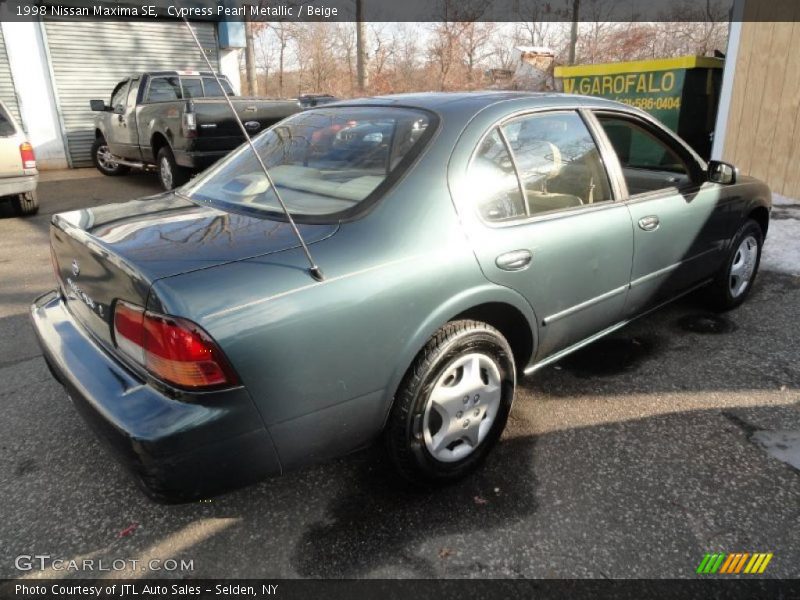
[157,146,190,190]
[707,219,764,310]
[91,137,130,176]
[385,320,516,484]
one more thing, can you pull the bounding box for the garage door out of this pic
[0,28,21,125]
[44,20,219,167]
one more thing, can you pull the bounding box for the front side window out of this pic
[146,77,181,102]
[126,78,140,108]
[184,107,433,219]
[597,116,692,196]
[467,111,612,222]
[110,80,129,112]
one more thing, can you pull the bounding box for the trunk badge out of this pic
[71,259,80,277]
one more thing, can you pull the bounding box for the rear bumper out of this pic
[30,291,282,502]
[0,173,37,197]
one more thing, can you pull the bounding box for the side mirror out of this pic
[708,160,737,185]
[90,99,108,112]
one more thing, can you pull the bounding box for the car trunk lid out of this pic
[50,192,337,347]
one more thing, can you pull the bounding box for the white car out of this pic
[0,100,38,216]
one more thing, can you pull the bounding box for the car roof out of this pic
[332,91,630,113]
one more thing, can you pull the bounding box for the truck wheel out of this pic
[706,219,764,311]
[91,137,130,176]
[11,191,39,216]
[157,146,190,190]
[385,320,516,485]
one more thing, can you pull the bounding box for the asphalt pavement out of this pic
[0,170,798,580]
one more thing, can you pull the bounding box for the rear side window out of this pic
[468,111,612,222]
[469,129,526,222]
[181,77,203,99]
[0,105,16,136]
[146,77,181,102]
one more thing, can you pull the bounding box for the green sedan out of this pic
[32,92,770,500]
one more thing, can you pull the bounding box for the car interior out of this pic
[597,116,692,196]
[472,113,612,222]
[195,112,431,216]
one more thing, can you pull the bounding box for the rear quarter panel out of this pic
[136,102,183,161]
[149,119,538,465]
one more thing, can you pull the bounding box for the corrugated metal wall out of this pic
[721,1,800,198]
[0,28,22,125]
[43,20,220,167]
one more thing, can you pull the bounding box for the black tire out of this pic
[156,146,190,190]
[10,190,39,216]
[706,219,764,311]
[385,320,516,485]
[91,136,130,176]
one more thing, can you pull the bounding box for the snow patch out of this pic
[761,194,800,276]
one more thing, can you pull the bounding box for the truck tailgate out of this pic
[192,98,301,152]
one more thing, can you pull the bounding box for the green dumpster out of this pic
[555,55,724,159]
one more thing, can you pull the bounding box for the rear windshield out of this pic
[203,77,232,97]
[181,77,204,99]
[0,105,16,136]
[145,76,234,102]
[184,107,433,219]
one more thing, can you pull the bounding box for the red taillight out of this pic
[20,142,36,169]
[182,111,197,139]
[113,301,237,390]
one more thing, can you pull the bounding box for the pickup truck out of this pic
[90,71,301,190]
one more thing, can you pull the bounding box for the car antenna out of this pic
[179,16,324,282]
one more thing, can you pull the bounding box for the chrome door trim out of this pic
[541,283,629,326]
[526,275,714,375]
[628,246,718,289]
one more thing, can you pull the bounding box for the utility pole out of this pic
[568,0,580,65]
[245,21,258,95]
[356,0,366,94]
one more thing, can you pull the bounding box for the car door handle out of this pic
[638,216,660,231]
[496,249,532,271]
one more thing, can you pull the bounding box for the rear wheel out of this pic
[707,219,763,310]
[91,136,130,176]
[157,146,190,190]
[385,320,516,484]
[11,191,39,216]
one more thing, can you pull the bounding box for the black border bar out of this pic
[0,0,797,22]
[2,579,800,600]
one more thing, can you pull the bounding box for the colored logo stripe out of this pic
[697,553,773,575]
